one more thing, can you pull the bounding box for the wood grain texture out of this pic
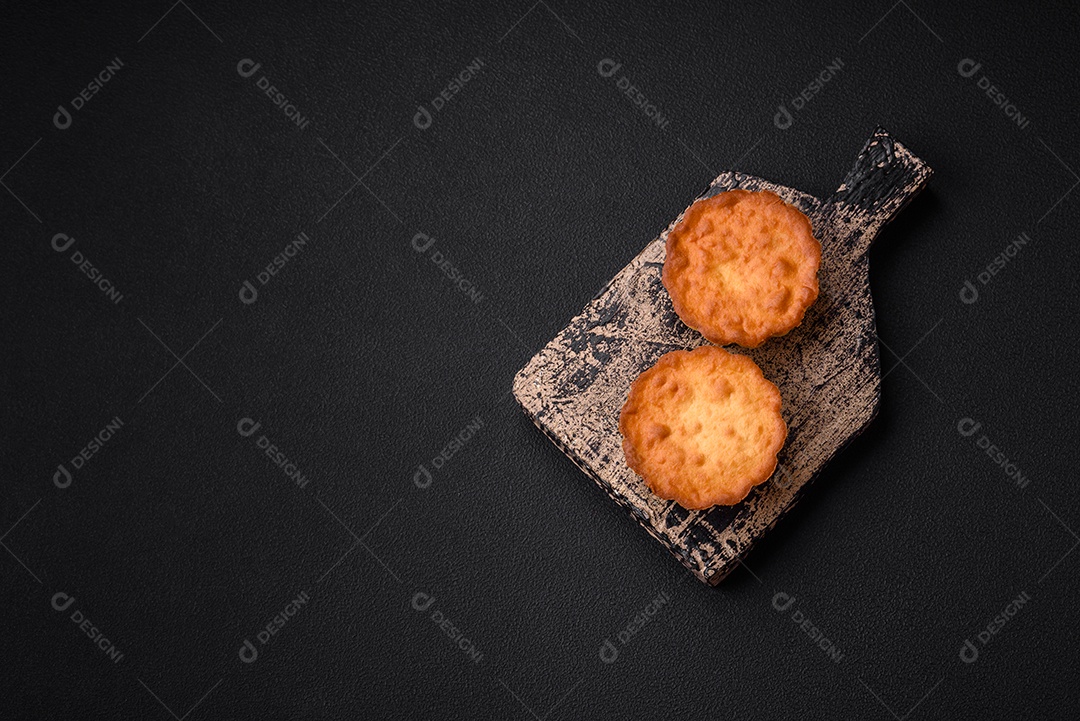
[513,128,932,585]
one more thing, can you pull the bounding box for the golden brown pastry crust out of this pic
[618,346,786,509]
[662,189,821,348]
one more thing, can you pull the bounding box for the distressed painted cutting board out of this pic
[513,127,932,585]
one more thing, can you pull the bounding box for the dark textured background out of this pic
[2,2,1078,719]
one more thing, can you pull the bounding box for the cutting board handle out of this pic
[825,127,933,253]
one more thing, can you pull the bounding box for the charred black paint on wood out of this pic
[513,128,932,585]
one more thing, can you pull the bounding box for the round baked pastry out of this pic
[618,345,786,509]
[662,189,821,348]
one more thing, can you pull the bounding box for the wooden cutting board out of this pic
[512,127,932,585]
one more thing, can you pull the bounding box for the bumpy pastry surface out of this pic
[619,346,786,509]
[662,189,821,348]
